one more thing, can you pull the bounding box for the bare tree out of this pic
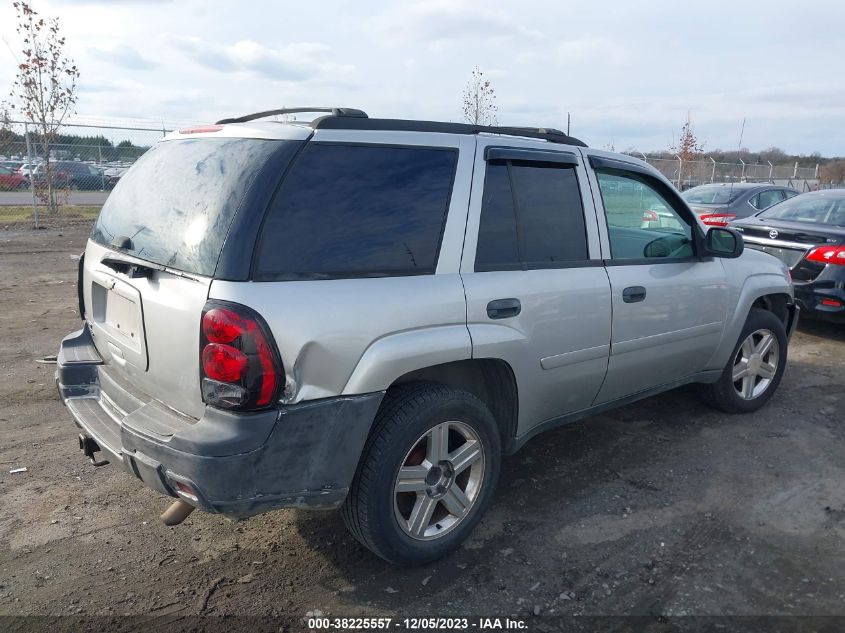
[462,67,498,126]
[669,114,704,163]
[669,114,705,185]
[9,1,80,213]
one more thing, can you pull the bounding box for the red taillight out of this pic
[820,298,842,308]
[202,308,244,344]
[642,210,659,222]
[199,302,282,410]
[805,245,845,266]
[202,343,248,382]
[179,125,223,134]
[699,213,736,227]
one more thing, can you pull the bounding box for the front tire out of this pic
[698,309,787,413]
[341,383,501,566]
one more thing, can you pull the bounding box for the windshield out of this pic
[91,137,282,276]
[759,194,845,226]
[683,186,743,205]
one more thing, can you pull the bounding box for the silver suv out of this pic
[57,107,798,566]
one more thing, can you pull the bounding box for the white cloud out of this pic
[2,0,842,154]
[87,44,157,70]
[370,0,541,46]
[162,35,353,82]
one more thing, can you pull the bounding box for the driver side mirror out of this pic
[703,227,744,258]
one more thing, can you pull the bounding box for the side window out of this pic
[475,163,519,269]
[753,189,785,210]
[475,160,589,271]
[596,170,694,260]
[255,143,458,279]
[783,189,798,200]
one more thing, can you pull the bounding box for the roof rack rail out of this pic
[310,116,587,147]
[216,107,368,125]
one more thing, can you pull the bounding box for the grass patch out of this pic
[0,205,101,222]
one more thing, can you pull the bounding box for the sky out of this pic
[1,0,844,155]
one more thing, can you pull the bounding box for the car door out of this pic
[583,152,730,404]
[461,139,611,435]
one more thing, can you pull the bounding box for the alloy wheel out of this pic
[732,328,780,400]
[393,421,485,541]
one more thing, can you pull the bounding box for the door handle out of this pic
[622,286,647,303]
[487,298,521,319]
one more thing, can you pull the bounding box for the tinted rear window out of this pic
[91,137,283,276]
[255,143,458,279]
[683,186,743,204]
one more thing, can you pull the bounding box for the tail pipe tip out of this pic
[161,499,196,526]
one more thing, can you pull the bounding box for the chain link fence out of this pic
[0,118,173,226]
[1,116,827,226]
[632,154,820,192]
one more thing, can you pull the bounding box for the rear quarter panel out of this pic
[209,275,471,402]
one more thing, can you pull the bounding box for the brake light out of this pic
[199,302,282,410]
[203,308,243,343]
[805,245,845,266]
[699,213,736,227]
[642,210,659,222]
[179,125,223,134]
[820,298,842,308]
[202,344,248,382]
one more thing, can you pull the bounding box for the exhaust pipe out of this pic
[161,499,196,526]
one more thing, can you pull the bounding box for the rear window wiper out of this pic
[99,254,203,282]
[100,255,165,279]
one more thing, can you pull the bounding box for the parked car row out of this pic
[682,182,800,226]
[0,159,135,191]
[730,189,845,324]
[678,182,843,323]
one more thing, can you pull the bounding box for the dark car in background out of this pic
[683,182,799,226]
[732,190,845,323]
[31,161,104,190]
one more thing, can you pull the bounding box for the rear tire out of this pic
[698,308,787,413]
[341,382,501,566]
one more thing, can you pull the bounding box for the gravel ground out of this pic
[0,223,843,631]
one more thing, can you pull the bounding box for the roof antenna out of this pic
[728,117,746,200]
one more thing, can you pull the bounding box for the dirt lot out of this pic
[1,222,843,630]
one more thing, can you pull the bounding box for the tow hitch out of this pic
[78,434,109,467]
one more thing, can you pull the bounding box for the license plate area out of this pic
[90,276,148,370]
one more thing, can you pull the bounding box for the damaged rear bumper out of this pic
[56,327,383,519]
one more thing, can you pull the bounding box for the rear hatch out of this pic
[82,133,296,419]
